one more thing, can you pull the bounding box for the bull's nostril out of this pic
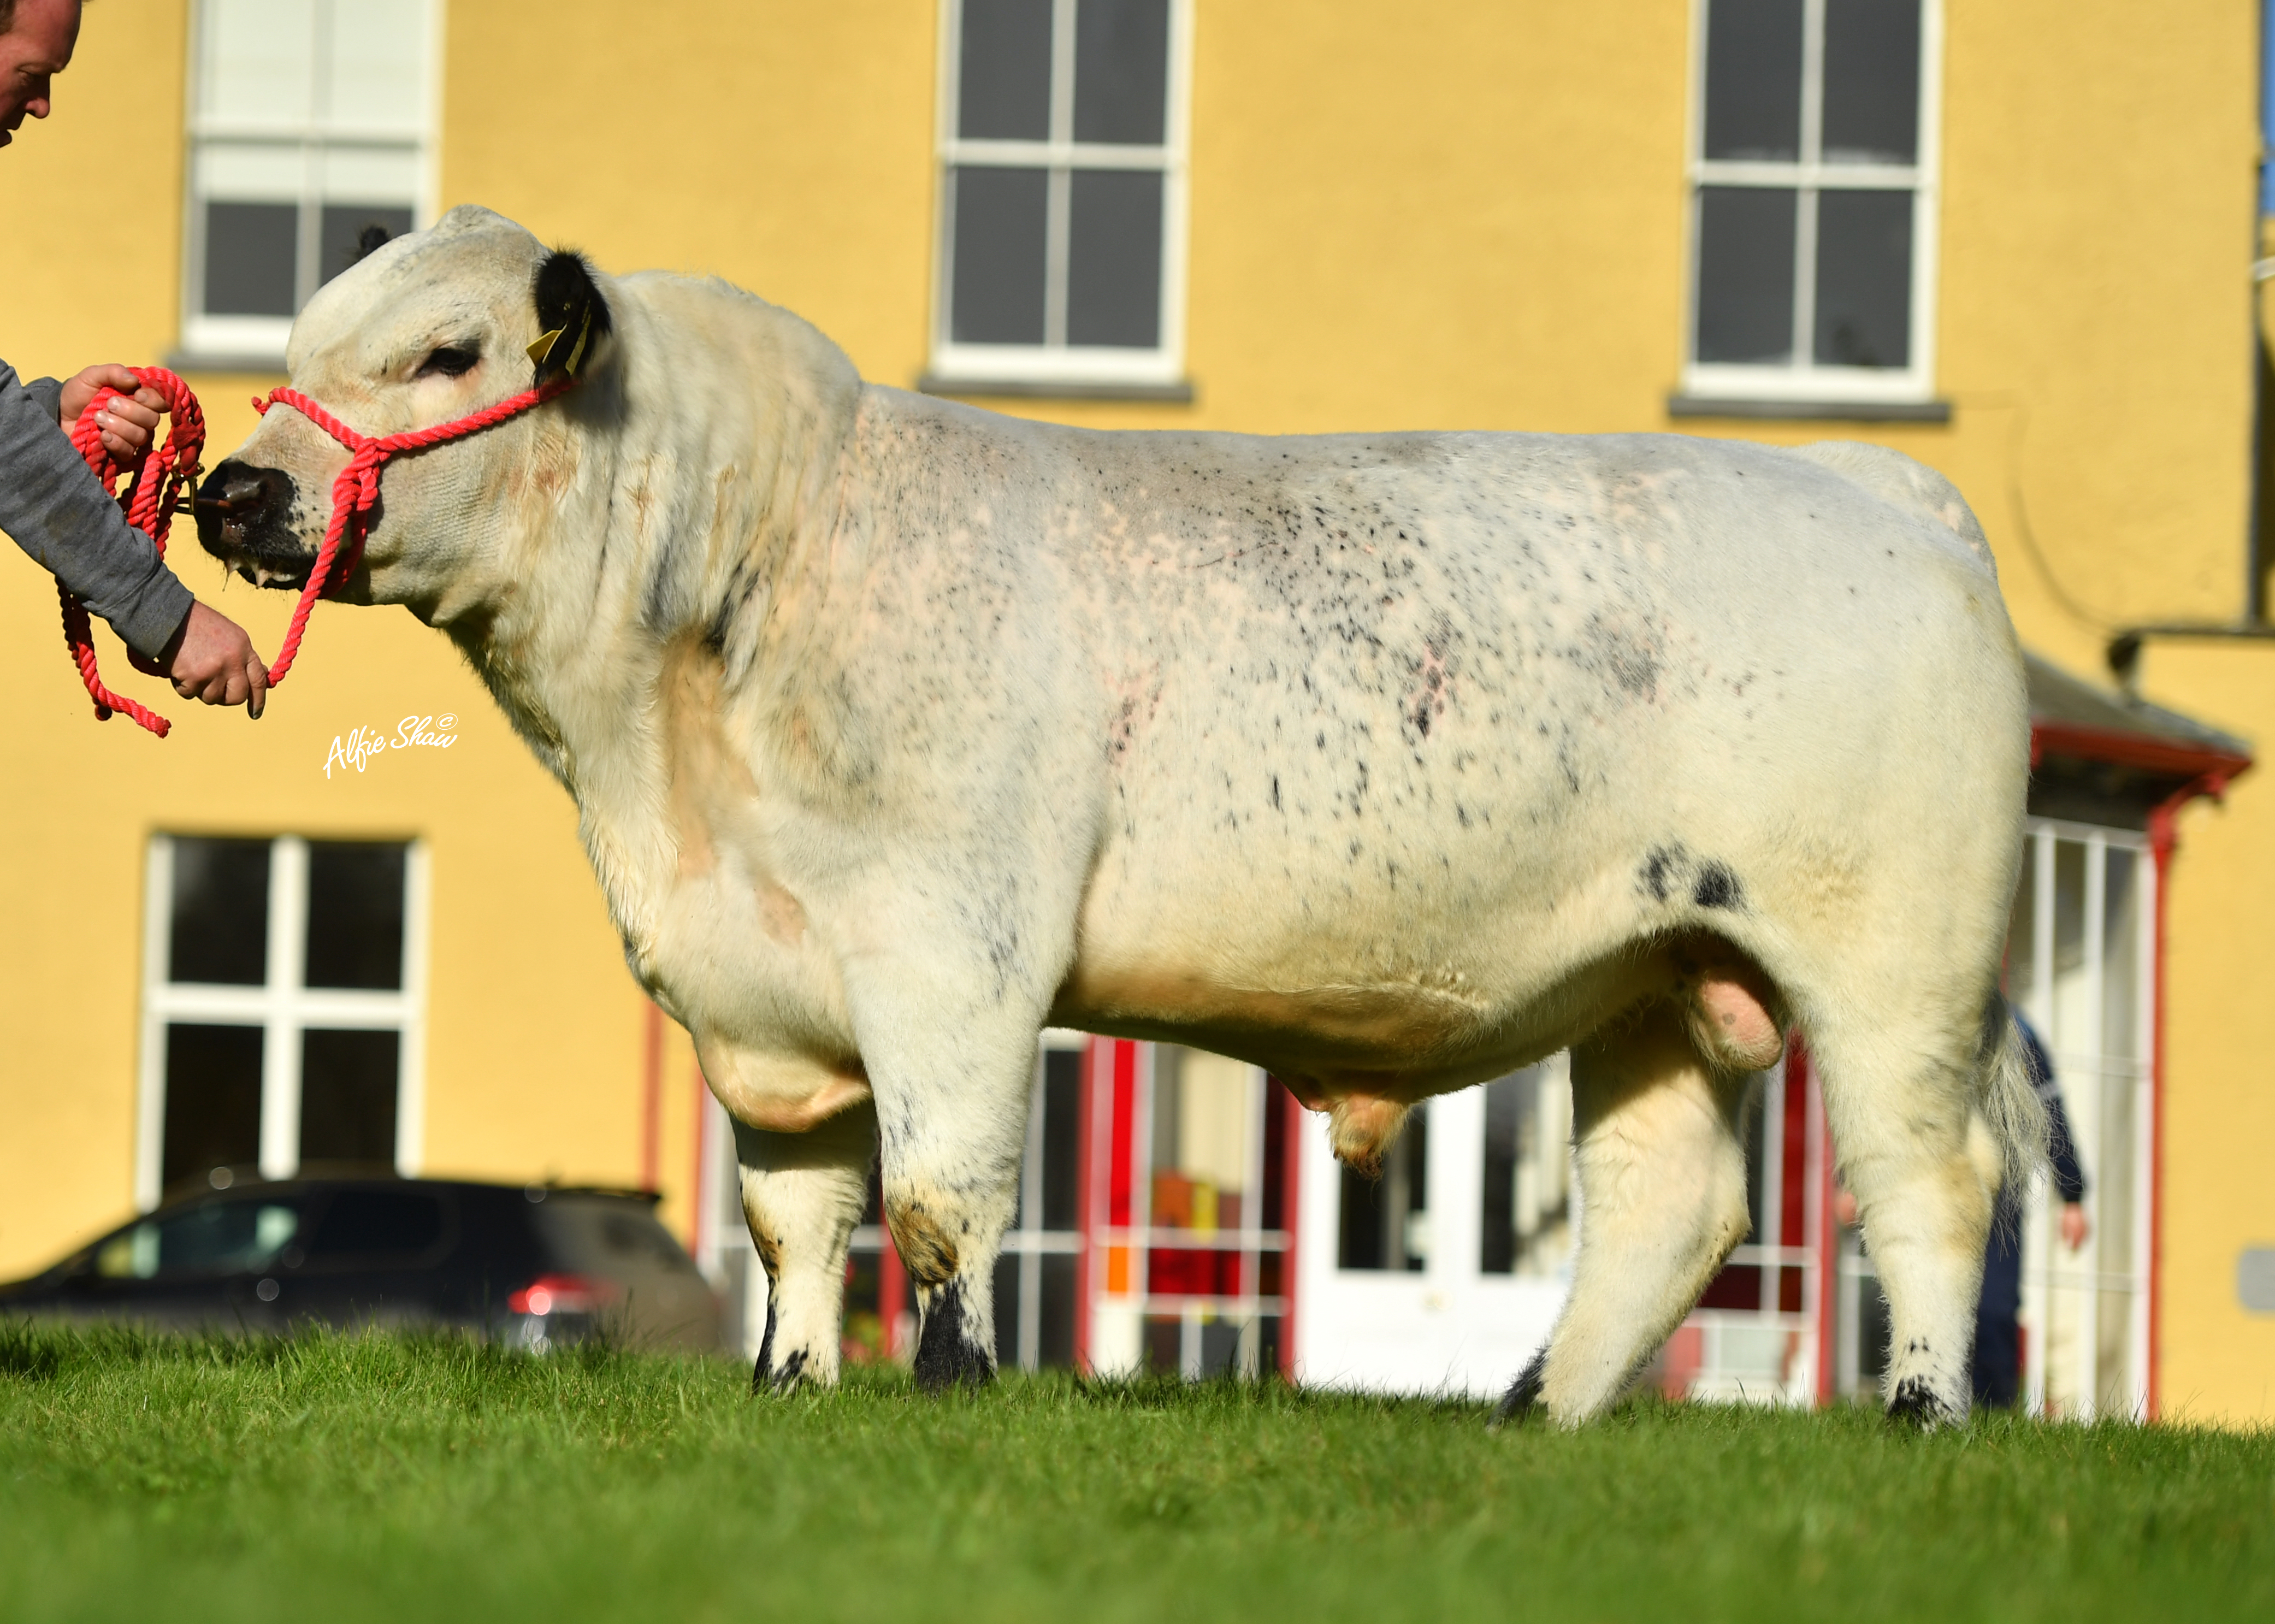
[222,478,267,511]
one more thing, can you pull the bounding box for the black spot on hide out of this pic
[1885,1376,1954,1430]
[1489,1348,1549,1430]
[1693,862,1742,911]
[914,1280,995,1391]
[750,1293,777,1395]
[1640,847,1676,903]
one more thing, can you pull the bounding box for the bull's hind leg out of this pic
[733,1102,874,1390]
[1810,999,2006,1427]
[1495,1002,1753,1426]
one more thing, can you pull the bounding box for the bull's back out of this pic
[858,397,2022,1069]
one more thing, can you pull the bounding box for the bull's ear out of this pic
[529,248,612,385]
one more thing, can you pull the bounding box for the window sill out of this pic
[164,350,289,376]
[1667,393,1952,424]
[918,373,1196,404]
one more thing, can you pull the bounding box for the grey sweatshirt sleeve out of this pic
[0,357,196,659]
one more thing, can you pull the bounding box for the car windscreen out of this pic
[94,1195,304,1280]
[530,1196,701,1282]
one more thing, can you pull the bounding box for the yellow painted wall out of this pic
[1,0,2268,1412]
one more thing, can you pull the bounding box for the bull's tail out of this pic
[1975,995,2049,1204]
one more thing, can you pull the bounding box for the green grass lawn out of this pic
[1,1323,2268,1623]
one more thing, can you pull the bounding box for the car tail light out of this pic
[509,1273,619,1315]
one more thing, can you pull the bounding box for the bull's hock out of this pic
[191,205,2035,1430]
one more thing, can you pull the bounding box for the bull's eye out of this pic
[419,345,481,379]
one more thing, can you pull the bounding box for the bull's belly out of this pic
[1049,850,1653,1094]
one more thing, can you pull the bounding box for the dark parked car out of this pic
[0,1174,722,1351]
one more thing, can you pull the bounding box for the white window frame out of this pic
[1680,0,1942,405]
[135,834,431,1209]
[177,0,445,367]
[927,0,1193,391]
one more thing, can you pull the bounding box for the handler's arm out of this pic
[0,356,194,659]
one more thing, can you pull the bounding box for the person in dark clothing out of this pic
[1973,1015,2089,1407]
[2,0,268,715]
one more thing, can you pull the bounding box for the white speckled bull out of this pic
[197,207,2042,1426]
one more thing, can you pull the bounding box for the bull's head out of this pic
[195,205,611,623]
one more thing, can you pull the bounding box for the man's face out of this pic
[0,0,81,151]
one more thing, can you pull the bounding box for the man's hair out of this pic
[0,3,16,34]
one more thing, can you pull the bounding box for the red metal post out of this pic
[1279,1082,1302,1381]
[640,1001,665,1193]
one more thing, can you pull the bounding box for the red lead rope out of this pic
[59,367,206,737]
[253,375,575,684]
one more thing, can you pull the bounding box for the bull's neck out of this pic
[451,291,866,960]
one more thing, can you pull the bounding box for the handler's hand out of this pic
[57,364,164,462]
[144,601,269,718]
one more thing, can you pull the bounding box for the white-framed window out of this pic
[1681,0,1941,405]
[179,0,441,365]
[137,835,430,1208]
[928,0,1192,393]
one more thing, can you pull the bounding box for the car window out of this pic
[302,1189,449,1265]
[94,1198,301,1280]
[533,1197,700,1278]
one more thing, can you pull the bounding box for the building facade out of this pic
[2,0,2270,1420]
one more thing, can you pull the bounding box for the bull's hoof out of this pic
[1884,1375,1961,1430]
[913,1281,996,1391]
[748,1297,822,1394]
[1487,1349,1548,1431]
[753,1346,816,1394]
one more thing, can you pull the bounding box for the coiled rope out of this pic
[58,368,205,737]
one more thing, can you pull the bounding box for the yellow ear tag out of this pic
[561,309,593,379]
[527,327,564,365]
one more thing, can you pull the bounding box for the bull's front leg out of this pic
[731,1103,874,1390]
[853,980,1044,1390]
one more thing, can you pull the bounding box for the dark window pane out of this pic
[1038,1253,1076,1367]
[304,1189,445,1262]
[1335,1107,1427,1273]
[1480,1074,1519,1275]
[1141,1313,1180,1372]
[992,1253,1022,1366]
[1074,0,1169,144]
[1695,186,1797,364]
[1040,1048,1083,1229]
[169,837,269,986]
[1198,1319,1240,1378]
[959,0,1053,139]
[304,841,406,990]
[1822,0,1921,164]
[299,1028,400,1168]
[949,166,1049,344]
[1337,1161,1385,1270]
[1703,0,1804,161]
[1066,168,1162,348]
[203,200,298,317]
[160,1024,263,1193]
[1813,188,1912,367]
[319,203,415,286]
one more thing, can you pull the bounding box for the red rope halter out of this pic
[58,368,205,737]
[253,375,576,684]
